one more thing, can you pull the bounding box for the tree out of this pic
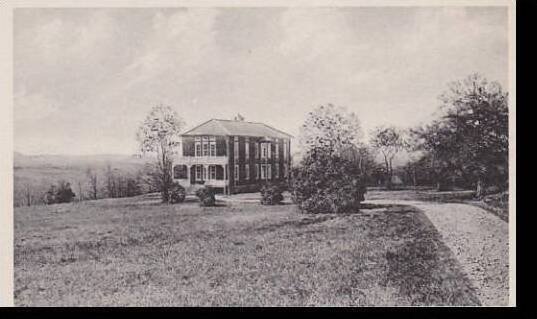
[412,74,508,196]
[440,74,508,197]
[77,180,84,202]
[137,105,185,203]
[24,184,33,206]
[292,104,366,214]
[370,126,407,189]
[104,165,117,198]
[86,168,98,200]
[298,104,363,157]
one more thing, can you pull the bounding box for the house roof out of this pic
[181,119,293,139]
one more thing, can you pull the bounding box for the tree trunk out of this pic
[476,179,484,199]
[383,155,392,190]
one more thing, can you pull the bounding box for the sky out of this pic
[14,6,509,155]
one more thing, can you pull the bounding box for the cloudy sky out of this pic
[14,6,508,155]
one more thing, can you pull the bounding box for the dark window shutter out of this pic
[216,165,224,180]
[216,136,227,156]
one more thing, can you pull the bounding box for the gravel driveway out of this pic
[366,199,509,306]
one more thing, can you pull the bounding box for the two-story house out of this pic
[172,119,292,195]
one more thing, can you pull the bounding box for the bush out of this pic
[195,187,216,207]
[291,150,366,214]
[260,183,284,205]
[44,181,76,204]
[169,182,186,204]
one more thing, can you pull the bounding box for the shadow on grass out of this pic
[380,205,482,306]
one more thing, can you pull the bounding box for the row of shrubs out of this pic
[166,181,286,207]
[166,182,217,206]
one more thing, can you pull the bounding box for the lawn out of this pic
[14,194,480,306]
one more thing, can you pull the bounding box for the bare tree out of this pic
[370,126,407,189]
[136,105,184,203]
[24,184,33,206]
[86,168,98,200]
[77,180,84,202]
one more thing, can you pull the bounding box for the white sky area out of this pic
[14,7,508,155]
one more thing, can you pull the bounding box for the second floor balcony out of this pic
[176,155,228,165]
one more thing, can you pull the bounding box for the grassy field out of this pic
[15,194,480,306]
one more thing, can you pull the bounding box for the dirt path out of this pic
[366,199,509,306]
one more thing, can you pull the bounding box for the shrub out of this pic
[43,181,76,204]
[195,187,216,207]
[260,183,284,205]
[169,182,186,204]
[291,150,366,214]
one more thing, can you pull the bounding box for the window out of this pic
[202,136,209,156]
[245,138,249,161]
[209,136,216,157]
[196,165,202,180]
[275,140,279,159]
[234,164,239,181]
[209,165,216,180]
[203,166,207,180]
[261,164,267,180]
[234,137,239,160]
[267,143,272,159]
[195,137,202,157]
[283,164,288,178]
[261,143,267,159]
[267,165,272,180]
[254,142,259,159]
[283,140,288,160]
[255,164,259,180]
[245,164,250,180]
[275,165,279,179]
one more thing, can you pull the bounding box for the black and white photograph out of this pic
[1,0,515,307]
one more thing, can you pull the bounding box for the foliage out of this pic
[411,74,508,196]
[260,182,284,205]
[44,181,76,204]
[195,187,216,207]
[370,126,407,189]
[169,182,186,204]
[104,165,143,198]
[298,104,363,157]
[291,149,366,214]
[137,105,185,203]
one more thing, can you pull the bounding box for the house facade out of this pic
[172,119,292,195]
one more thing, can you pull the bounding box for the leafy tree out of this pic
[412,74,508,196]
[137,105,185,203]
[293,104,366,214]
[370,126,407,189]
[298,104,363,157]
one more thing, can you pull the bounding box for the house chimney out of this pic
[234,113,245,121]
